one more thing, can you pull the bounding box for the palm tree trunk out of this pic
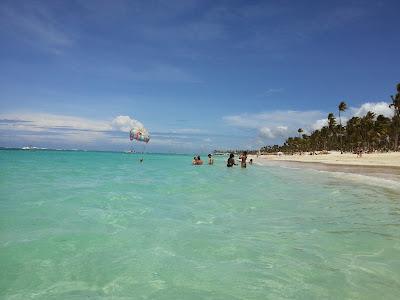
[395,112,400,151]
[339,110,343,153]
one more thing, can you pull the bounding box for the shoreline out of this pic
[250,151,400,168]
[249,152,400,184]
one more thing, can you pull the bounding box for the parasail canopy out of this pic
[130,127,150,143]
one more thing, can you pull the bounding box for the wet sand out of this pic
[250,153,400,183]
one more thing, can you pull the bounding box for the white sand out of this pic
[250,151,400,168]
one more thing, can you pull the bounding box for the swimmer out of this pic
[208,154,214,165]
[227,153,236,167]
[239,151,247,168]
[196,155,203,165]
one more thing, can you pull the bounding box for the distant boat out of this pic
[21,146,38,150]
[213,152,229,156]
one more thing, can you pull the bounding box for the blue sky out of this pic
[0,0,399,152]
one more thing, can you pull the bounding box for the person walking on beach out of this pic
[356,147,363,158]
[208,154,214,165]
[227,153,237,167]
[240,151,247,168]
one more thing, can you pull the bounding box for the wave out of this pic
[315,169,400,191]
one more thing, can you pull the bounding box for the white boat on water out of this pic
[213,152,229,156]
[21,146,38,150]
[124,150,135,154]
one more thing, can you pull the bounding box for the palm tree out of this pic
[360,111,376,151]
[375,115,391,150]
[338,101,347,153]
[347,116,362,151]
[297,128,304,153]
[327,113,336,149]
[262,83,400,154]
[297,128,303,138]
[390,83,400,150]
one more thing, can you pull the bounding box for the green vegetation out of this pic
[262,83,400,154]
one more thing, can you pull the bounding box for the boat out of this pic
[21,146,38,150]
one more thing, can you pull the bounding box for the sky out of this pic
[0,0,399,153]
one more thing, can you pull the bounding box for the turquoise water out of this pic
[1,150,400,299]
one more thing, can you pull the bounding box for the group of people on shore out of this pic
[192,151,253,168]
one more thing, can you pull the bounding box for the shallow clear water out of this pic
[1,150,399,299]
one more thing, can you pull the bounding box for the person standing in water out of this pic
[195,155,203,165]
[240,151,247,168]
[227,153,236,167]
[208,154,214,165]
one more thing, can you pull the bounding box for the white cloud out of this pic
[312,102,393,130]
[259,127,274,138]
[351,102,393,118]
[0,112,210,151]
[224,101,394,143]
[0,113,149,149]
[0,113,111,132]
[224,110,325,129]
[224,110,325,141]
[276,125,288,132]
[312,119,328,130]
[111,116,144,132]
[0,113,146,133]
[258,125,288,139]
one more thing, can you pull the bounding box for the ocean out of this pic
[1,150,399,299]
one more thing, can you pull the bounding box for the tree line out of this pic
[261,83,400,154]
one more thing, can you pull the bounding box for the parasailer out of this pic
[129,127,150,162]
[129,127,150,143]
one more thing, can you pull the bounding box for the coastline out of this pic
[251,151,400,168]
[249,152,400,185]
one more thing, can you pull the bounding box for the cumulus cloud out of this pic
[0,113,146,133]
[351,102,393,118]
[259,126,288,139]
[0,113,150,149]
[224,101,394,143]
[223,110,325,141]
[0,113,111,132]
[0,112,211,151]
[111,116,144,132]
[276,125,288,132]
[223,110,325,129]
[312,119,328,130]
[259,127,274,139]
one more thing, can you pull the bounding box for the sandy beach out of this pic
[251,151,400,168]
[249,151,400,185]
